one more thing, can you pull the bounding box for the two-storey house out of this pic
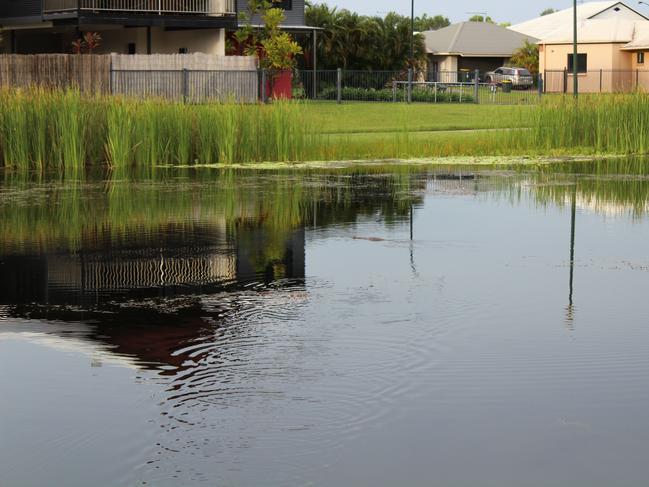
[0,0,314,56]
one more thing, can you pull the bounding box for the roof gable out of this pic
[509,1,648,40]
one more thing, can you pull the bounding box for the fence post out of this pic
[407,68,413,104]
[337,68,342,104]
[637,69,640,90]
[109,60,114,95]
[182,68,189,104]
[538,73,543,100]
[393,80,397,102]
[600,69,603,93]
[474,69,480,104]
[563,69,567,94]
[260,69,267,103]
[543,70,547,94]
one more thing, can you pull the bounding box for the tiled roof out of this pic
[423,22,538,57]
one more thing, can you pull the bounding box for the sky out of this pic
[312,1,639,25]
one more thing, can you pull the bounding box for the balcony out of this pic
[42,0,236,17]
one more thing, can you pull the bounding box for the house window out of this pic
[567,53,588,73]
[179,47,189,54]
[638,52,645,65]
[127,43,136,55]
[272,0,292,10]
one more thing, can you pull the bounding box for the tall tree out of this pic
[540,8,557,16]
[468,15,495,23]
[304,3,428,70]
[413,14,450,32]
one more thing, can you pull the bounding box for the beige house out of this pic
[423,22,537,81]
[510,1,649,92]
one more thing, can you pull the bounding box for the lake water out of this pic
[1,162,649,487]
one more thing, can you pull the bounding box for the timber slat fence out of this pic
[0,54,112,93]
[0,54,259,103]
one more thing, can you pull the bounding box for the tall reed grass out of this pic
[525,94,649,154]
[0,88,317,170]
[3,89,649,171]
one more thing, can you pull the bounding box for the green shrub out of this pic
[318,86,475,103]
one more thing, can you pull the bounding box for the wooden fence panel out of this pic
[0,54,111,93]
[0,54,259,102]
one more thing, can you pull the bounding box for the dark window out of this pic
[179,47,189,54]
[567,53,587,73]
[638,52,645,65]
[127,43,136,55]
[272,0,293,10]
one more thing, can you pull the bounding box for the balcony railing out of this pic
[42,0,236,16]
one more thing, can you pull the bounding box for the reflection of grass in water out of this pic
[0,169,421,253]
[533,178,649,219]
[4,160,649,256]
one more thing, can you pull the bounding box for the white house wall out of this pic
[98,28,225,56]
[438,55,458,72]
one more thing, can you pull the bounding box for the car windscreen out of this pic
[517,69,532,76]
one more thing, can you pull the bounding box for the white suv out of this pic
[485,67,534,89]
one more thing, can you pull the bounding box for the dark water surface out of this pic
[1,162,649,487]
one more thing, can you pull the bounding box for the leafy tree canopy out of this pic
[540,8,557,16]
[304,2,445,70]
[414,14,451,32]
[508,40,539,75]
[234,0,302,71]
[469,15,495,23]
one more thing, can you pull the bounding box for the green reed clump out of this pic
[51,90,87,175]
[0,88,320,170]
[106,98,136,168]
[528,94,649,154]
[0,90,31,170]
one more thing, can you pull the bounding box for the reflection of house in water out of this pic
[0,222,306,372]
[0,224,305,307]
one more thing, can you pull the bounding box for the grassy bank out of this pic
[1,88,648,170]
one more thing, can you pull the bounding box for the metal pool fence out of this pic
[110,68,543,105]
[295,69,544,105]
[543,69,649,93]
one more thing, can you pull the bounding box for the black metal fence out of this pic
[296,69,543,105]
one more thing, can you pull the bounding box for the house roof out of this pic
[509,1,648,40]
[621,22,649,49]
[423,22,538,58]
[539,18,637,45]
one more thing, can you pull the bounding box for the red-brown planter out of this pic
[266,70,293,100]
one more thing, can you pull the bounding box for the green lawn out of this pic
[302,102,530,135]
